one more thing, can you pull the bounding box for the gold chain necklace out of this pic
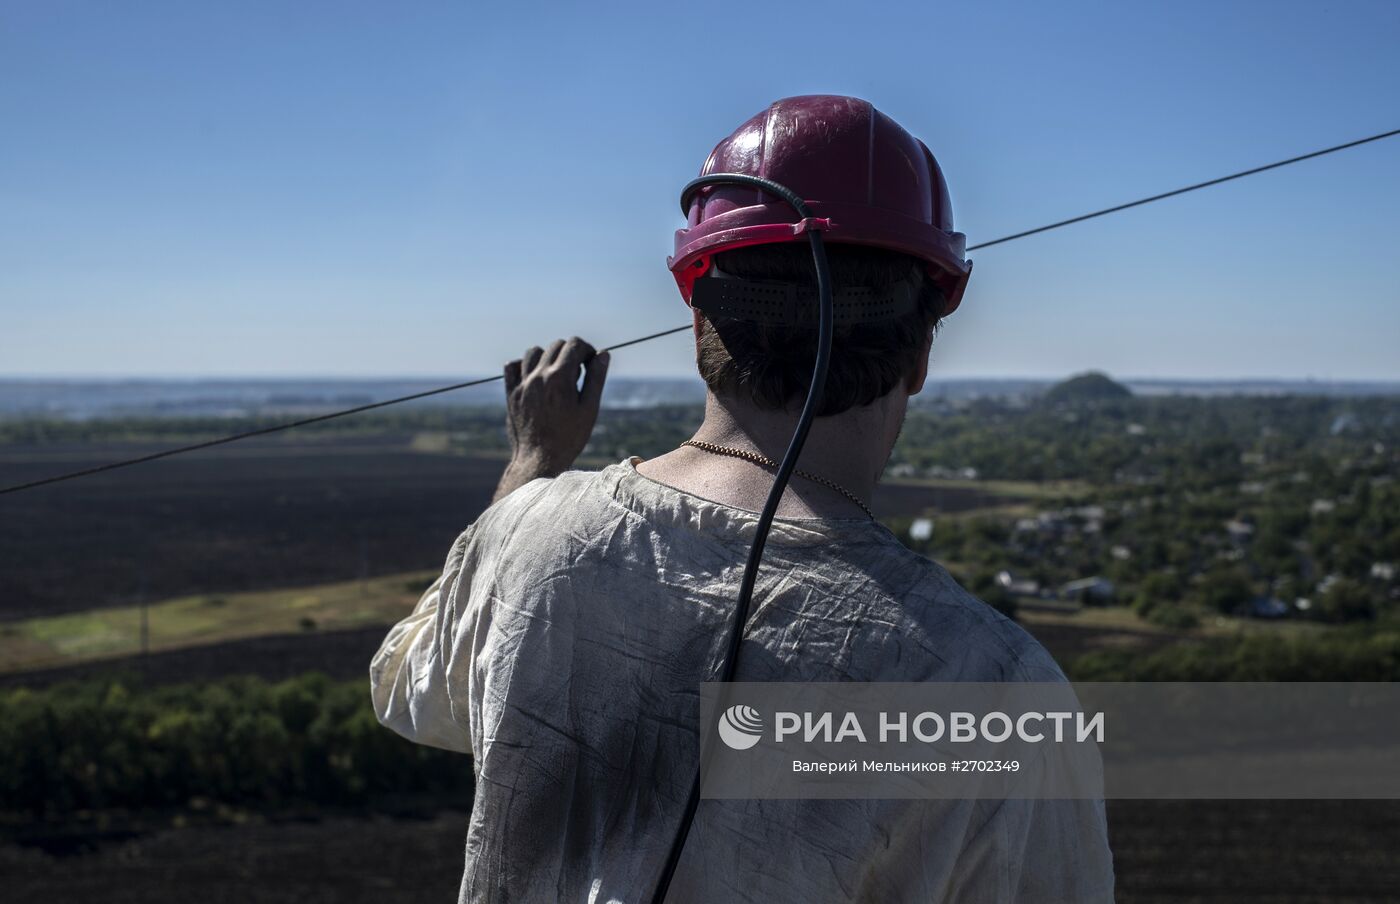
[681,439,875,520]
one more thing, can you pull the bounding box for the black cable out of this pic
[2,125,1395,499]
[0,327,691,496]
[966,127,1400,251]
[647,174,835,902]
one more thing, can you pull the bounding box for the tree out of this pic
[1192,566,1253,615]
[1311,577,1376,623]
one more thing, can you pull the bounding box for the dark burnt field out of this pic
[0,437,504,620]
[0,435,1008,620]
[4,801,1397,903]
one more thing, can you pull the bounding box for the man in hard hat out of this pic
[371,96,1115,902]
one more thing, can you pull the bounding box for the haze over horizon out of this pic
[3,1,1397,381]
[3,370,1399,385]
[2,373,1395,427]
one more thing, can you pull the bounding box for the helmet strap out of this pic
[690,267,918,326]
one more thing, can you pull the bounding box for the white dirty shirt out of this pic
[370,458,1115,903]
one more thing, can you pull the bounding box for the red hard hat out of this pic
[669,95,972,316]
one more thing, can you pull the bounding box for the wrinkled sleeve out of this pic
[1012,795,1115,902]
[369,525,477,754]
[947,792,1116,903]
[947,649,1117,902]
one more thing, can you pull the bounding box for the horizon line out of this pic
[1,373,1399,385]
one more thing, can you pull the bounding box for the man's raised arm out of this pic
[371,335,609,751]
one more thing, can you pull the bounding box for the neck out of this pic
[693,394,899,500]
[635,391,905,519]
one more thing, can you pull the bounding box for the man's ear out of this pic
[906,330,934,396]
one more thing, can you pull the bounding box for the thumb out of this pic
[580,350,610,409]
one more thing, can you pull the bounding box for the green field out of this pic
[0,571,436,674]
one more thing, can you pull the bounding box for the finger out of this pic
[580,350,610,409]
[522,346,545,374]
[542,339,566,367]
[551,336,597,376]
[503,359,522,394]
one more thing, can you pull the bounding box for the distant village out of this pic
[890,379,1397,626]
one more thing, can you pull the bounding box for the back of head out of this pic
[669,95,972,417]
[697,244,947,416]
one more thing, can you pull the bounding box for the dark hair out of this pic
[696,243,946,416]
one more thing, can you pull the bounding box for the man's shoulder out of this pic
[483,466,604,514]
[868,540,1066,682]
[470,466,614,538]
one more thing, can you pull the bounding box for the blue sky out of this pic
[1,0,1397,381]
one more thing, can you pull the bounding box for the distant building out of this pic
[1248,596,1290,619]
[1061,576,1115,604]
[995,570,1041,597]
